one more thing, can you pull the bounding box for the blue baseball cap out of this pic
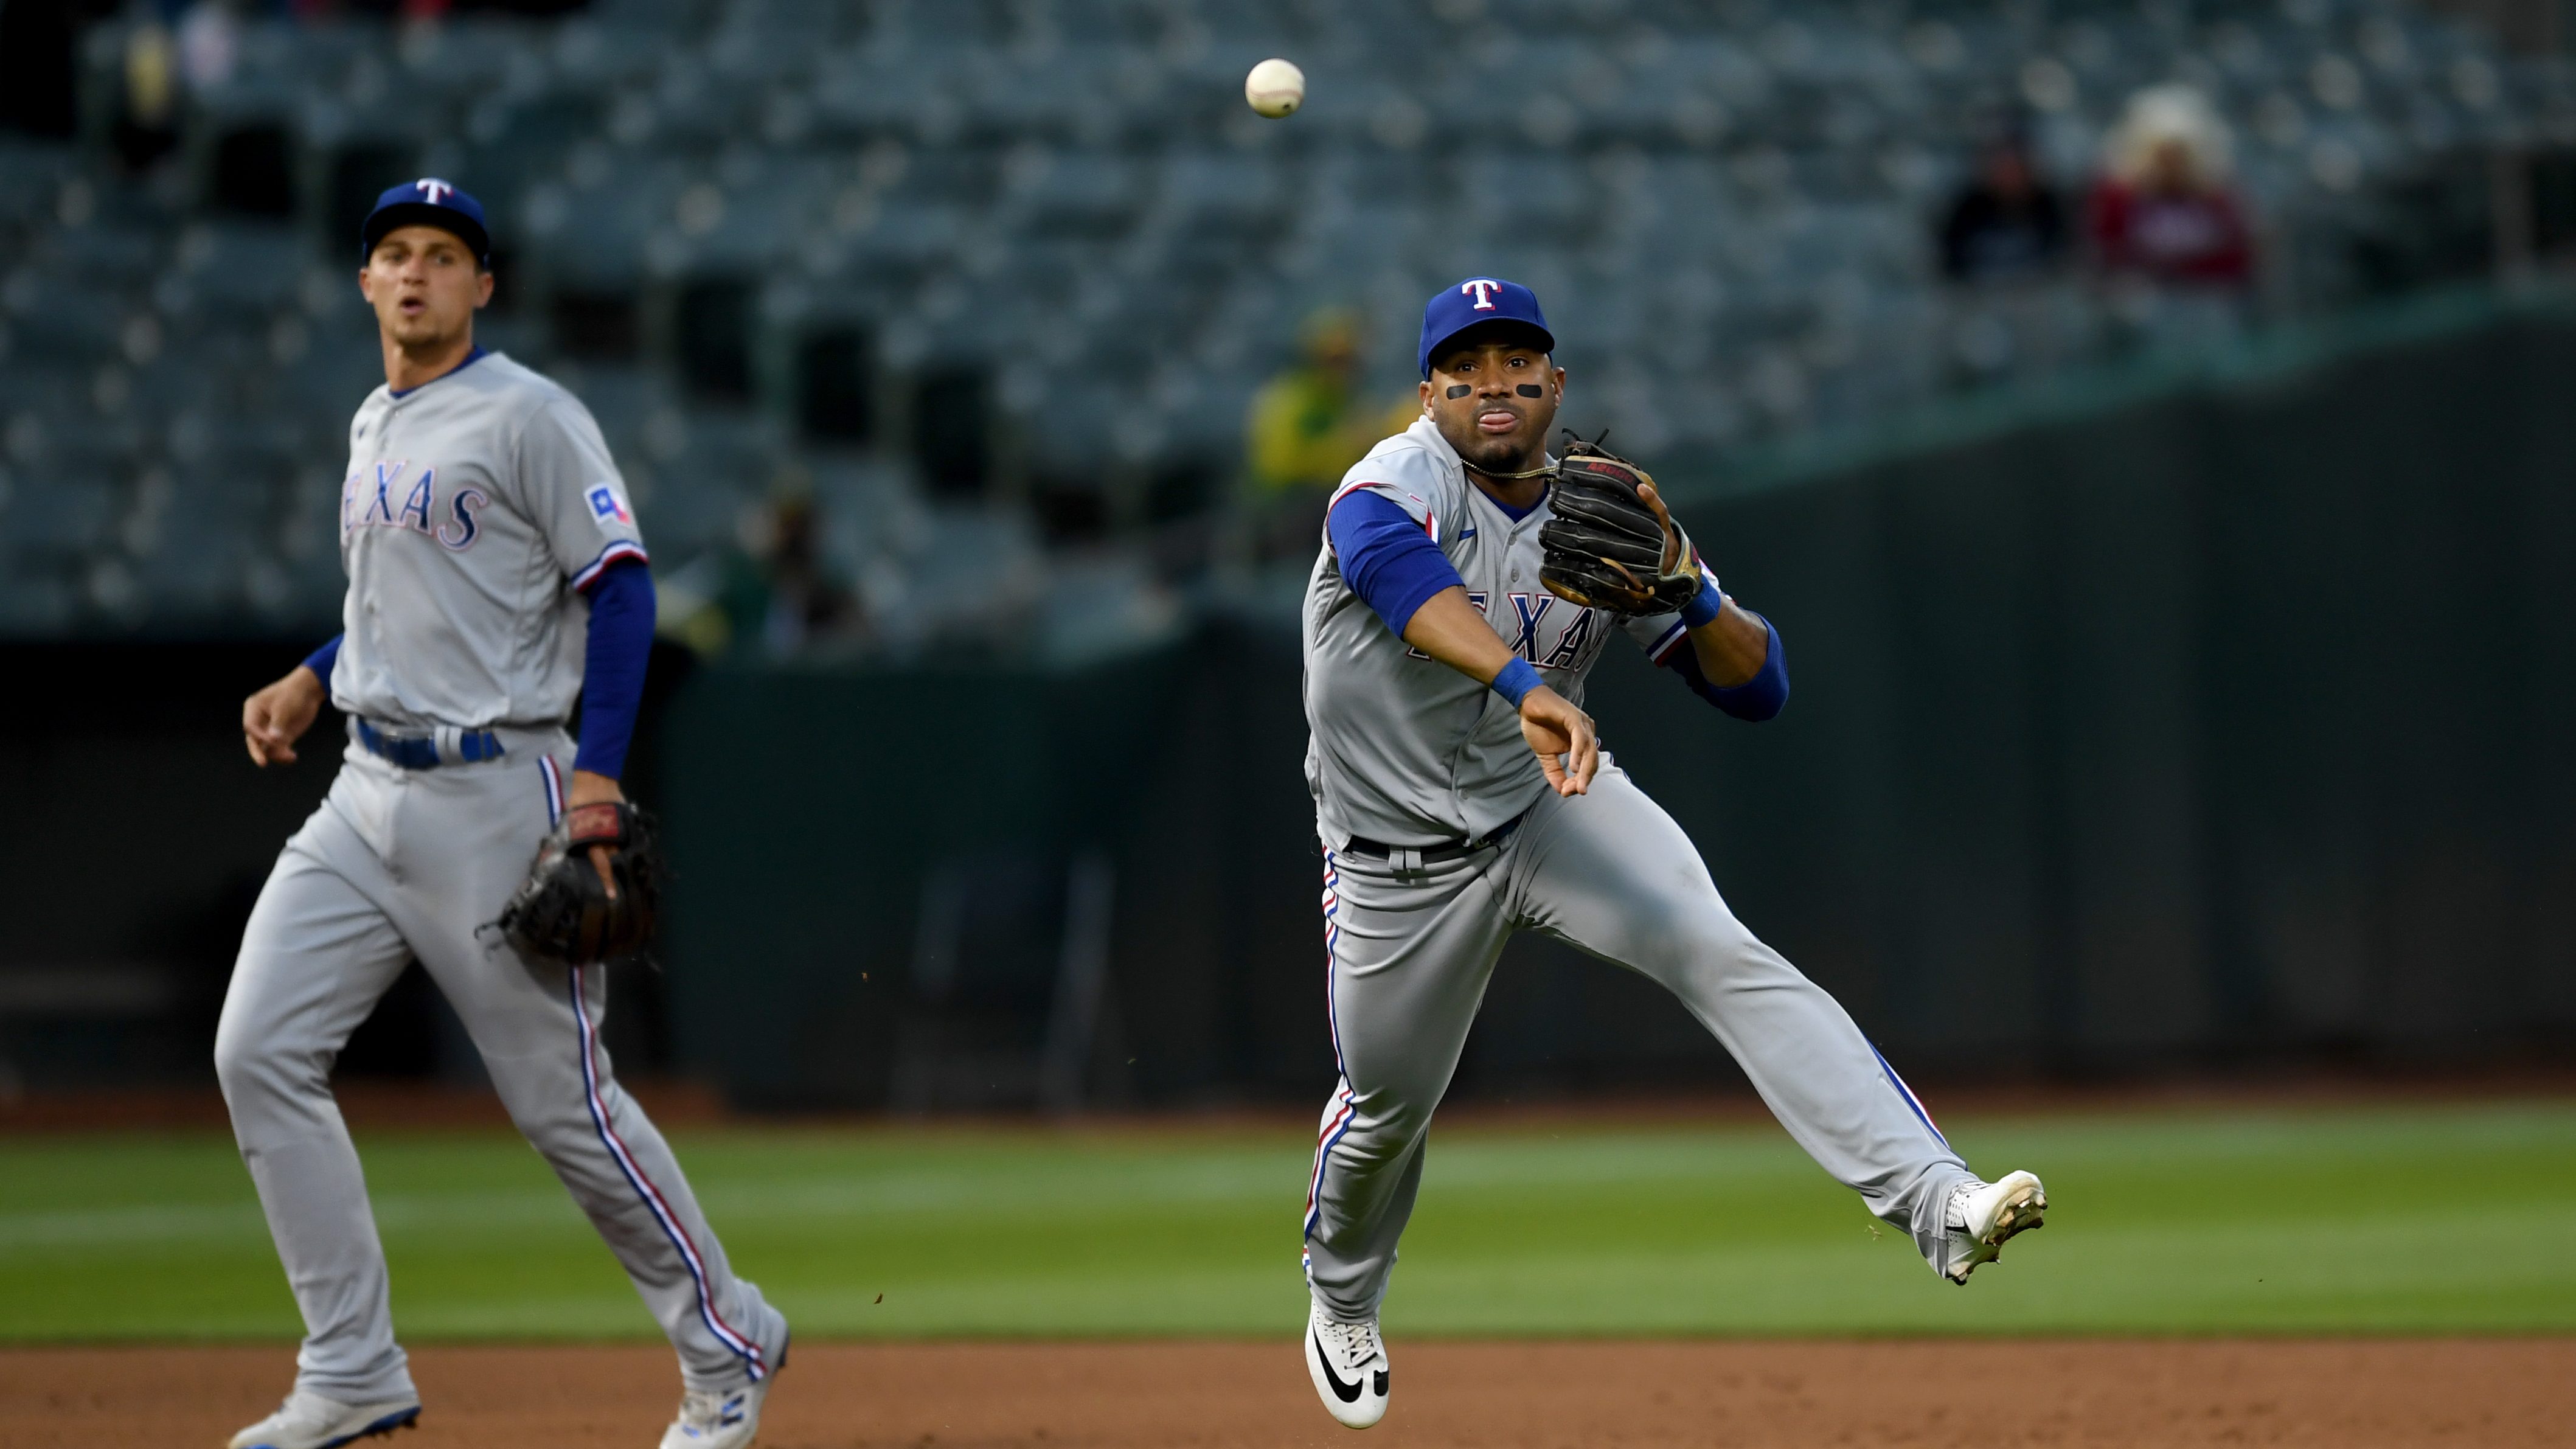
[361,178,491,267]
[1418,276,1555,378]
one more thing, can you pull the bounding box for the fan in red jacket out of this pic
[2088,86,2254,287]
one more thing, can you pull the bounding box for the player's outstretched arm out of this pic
[1401,586,1599,796]
[1683,594,1773,687]
[1621,478,1791,722]
[1625,477,1768,689]
[1654,589,1790,723]
[241,665,325,767]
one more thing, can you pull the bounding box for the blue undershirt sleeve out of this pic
[1661,613,1790,721]
[574,560,656,779]
[300,633,342,683]
[1328,490,1463,638]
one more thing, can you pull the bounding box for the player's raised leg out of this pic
[390,750,789,1438]
[1508,766,2044,1281]
[1299,845,1515,1426]
[214,781,426,1446]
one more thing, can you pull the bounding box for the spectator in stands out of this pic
[112,13,180,170]
[178,1,243,94]
[1939,126,2069,283]
[1246,310,1385,493]
[2088,85,2254,288]
[662,490,864,660]
[1241,310,1414,562]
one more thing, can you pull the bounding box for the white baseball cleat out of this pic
[1304,1300,1391,1430]
[661,1323,788,1448]
[1942,1169,2048,1284]
[226,1392,418,1449]
[658,1383,768,1449]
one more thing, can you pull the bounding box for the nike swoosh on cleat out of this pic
[1313,1332,1365,1403]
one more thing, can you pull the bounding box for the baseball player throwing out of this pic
[218,181,787,1449]
[1297,278,2047,1430]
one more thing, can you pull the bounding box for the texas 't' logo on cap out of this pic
[1418,276,1555,378]
[361,177,491,265]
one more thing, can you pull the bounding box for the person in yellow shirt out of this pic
[1243,310,1416,560]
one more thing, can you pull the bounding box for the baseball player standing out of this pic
[1296,278,2047,1430]
[218,181,788,1449]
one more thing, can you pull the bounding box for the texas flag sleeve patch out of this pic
[587,482,633,527]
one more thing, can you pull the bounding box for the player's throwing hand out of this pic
[1518,685,1597,796]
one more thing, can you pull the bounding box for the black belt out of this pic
[1341,810,1527,865]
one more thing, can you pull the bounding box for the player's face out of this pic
[1420,335,1565,476]
[358,225,492,349]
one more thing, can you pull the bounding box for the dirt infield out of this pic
[6,1340,2568,1448]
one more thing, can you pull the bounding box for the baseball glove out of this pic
[498,800,662,967]
[1539,433,1703,616]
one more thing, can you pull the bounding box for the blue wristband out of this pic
[1679,570,1724,629]
[1492,656,1543,709]
[300,633,342,683]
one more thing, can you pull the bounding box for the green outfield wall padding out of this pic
[661,311,2576,1109]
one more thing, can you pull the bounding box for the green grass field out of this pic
[4,1100,2572,1343]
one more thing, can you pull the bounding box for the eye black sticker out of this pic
[1515,384,1544,397]
[1446,384,1471,399]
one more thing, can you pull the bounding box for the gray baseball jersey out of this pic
[1302,417,1689,850]
[217,349,783,1408]
[1297,420,1978,1326]
[328,350,645,730]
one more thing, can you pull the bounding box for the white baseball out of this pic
[1246,57,1305,119]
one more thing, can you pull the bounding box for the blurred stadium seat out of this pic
[0,0,2566,653]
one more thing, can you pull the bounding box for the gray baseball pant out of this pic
[1302,763,1971,1320]
[214,731,785,1403]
